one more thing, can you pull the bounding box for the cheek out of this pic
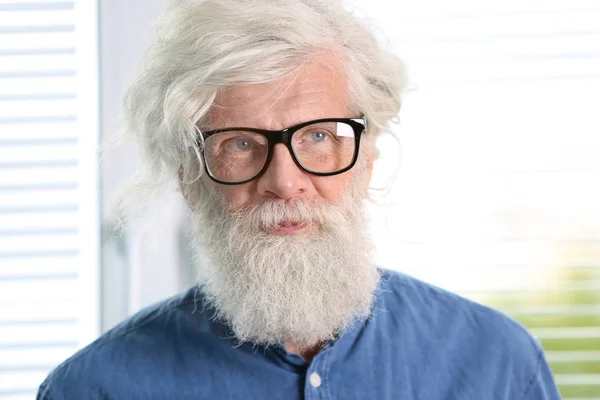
[311,150,372,202]
[311,174,355,203]
[217,183,256,210]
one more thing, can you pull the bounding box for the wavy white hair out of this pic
[114,0,406,219]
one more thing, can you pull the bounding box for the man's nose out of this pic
[256,144,310,200]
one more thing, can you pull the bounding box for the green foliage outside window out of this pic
[485,267,600,398]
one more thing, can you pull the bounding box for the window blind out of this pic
[355,0,600,398]
[0,1,99,399]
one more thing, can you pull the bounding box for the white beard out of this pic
[189,182,380,351]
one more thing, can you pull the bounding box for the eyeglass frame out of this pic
[197,117,368,185]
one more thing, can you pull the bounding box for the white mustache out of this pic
[229,198,334,231]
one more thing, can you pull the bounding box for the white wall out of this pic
[99,0,194,332]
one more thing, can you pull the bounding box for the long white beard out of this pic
[189,184,380,351]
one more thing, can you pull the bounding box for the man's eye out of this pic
[228,138,252,151]
[307,131,328,142]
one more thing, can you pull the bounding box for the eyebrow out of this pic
[201,116,356,134]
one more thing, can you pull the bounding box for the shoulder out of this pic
[37,287,208,399]
[375,269,558,398]
[377,268,534,344]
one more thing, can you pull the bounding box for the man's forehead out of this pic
[206,54,350,130]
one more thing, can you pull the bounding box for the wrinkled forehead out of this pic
[206,53,352,131]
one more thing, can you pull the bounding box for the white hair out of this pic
[112,0,406,221]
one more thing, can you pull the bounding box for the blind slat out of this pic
[0,166,79,186]
[0,99,77,118]
[554,374,600,385]
[531,327,600,339]
[0,279,78,302]
[547,351,600,362]
[510,306,600,317]
[0,255,78,277]
[0,233,79,253]
[0,78,76,96]
[0,346,79,369]
[0,9,74,26]
[0,54,75,72]
[0,188,79,208]
[0,371,48,393]
[0,144,78,163]
[0,2,75,12]
[0,210,79,230]
[0,25,74,34]
[0,301,77,322]
[0,32,75,50]
[0,122,78,140]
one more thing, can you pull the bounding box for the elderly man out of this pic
[38,0,560,399]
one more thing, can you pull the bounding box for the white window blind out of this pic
[355,1,600,398]
[0,1,99,399]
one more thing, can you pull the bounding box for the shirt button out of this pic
[309,372,322,388]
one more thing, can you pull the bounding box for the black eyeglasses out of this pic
[198,117,367,185]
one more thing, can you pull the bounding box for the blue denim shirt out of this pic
[38,269,560,399]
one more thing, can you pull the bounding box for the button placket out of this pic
[309,372,322,388]
[304,346,333,400]
[304,368,324,400]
